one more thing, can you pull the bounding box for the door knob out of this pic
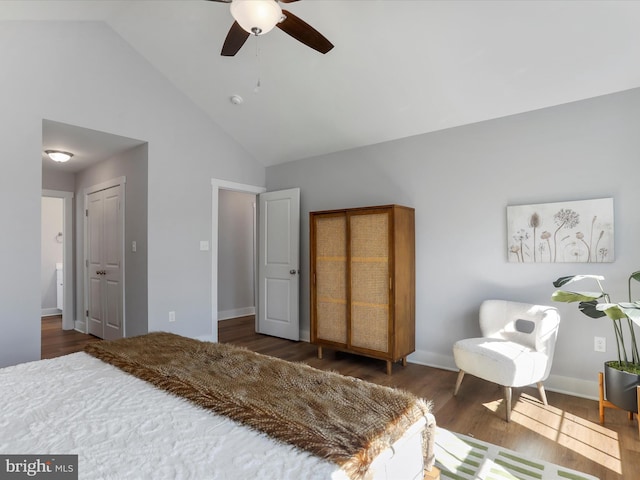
[290,269,298,275]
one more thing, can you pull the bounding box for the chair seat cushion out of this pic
[453,337,549,387]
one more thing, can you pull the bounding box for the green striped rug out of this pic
[434,427,599,480]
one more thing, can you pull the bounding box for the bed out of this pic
[0,332,436,480]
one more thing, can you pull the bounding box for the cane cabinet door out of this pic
[311,212,348,347]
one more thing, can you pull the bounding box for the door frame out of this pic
[42,189,74,330]
[82,176,126,335]
[211,179,266,343]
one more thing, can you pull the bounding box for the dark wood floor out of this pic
[41,315,101,359]
[42,315,640,479]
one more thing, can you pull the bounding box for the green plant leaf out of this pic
[618,303,640,327]
[553,276,577,288]
[551,290,603,303]
[578,300,607,318]
[552,275,605,288]
[597,303,628,320]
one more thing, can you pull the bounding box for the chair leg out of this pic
[454,370,465,396]
[504,386,512,422]
[537,381,548,406]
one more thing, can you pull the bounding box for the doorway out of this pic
[41,190,74,330]
[211,179,266,343]
[218,189,258,322]
[42,119,148,344]
[211,180,301,343]
[40,196,63,318]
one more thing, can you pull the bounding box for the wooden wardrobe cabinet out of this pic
[310,205,415,374]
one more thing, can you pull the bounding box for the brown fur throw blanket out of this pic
[84,332,434,479]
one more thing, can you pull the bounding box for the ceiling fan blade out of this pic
[279,0,301,3]
[206,0,232,3]
[221,21,250,56]
[277,9,333,54]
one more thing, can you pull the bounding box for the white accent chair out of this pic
[452,300,561,422]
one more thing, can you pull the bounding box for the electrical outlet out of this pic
[169,311,176,323]
[594,336,606,352]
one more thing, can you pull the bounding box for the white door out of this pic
[87,185,124,340]
[257,188,300,340]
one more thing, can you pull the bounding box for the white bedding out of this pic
[0,353,430,480]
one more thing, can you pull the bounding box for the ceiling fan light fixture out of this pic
[45,150,74,163]
[230,0,283,36]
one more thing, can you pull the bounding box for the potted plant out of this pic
[552,272,640,412]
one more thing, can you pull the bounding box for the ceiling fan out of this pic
[208,0,334,56]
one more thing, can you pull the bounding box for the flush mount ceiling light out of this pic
[45,150,74,163]
[231,0,283,36]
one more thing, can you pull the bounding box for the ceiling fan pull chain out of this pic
[254,36,262,94]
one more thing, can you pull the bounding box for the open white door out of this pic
[257,188,300,340]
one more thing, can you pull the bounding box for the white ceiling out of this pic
[7,0,640,167]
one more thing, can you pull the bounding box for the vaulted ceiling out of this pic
[5,0,640,167]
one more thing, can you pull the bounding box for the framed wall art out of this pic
[506,198,614,263]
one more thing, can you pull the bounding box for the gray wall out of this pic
[217,190,256,319]
[42,168,75,192]
[0,21,264,367]
[266,87,640,399]
[75,144,149,337]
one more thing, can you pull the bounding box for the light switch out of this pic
[132,241,137,252]
[200,240,209,251]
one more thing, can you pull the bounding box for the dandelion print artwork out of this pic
[506,198,614,263]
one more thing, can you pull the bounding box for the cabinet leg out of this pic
[386,360,392,375]
[402,356,407,367]
[317,346,323,359]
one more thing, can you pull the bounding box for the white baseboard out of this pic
[74,319,86,333]
[544,374,598,401]
[218,307,255,321]
[408,349,458,372]
[41,308,62,317]
[197,334,216,342]
[299,328,310,342]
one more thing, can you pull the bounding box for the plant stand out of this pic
[598,371,640,438]
[424,466,441,480]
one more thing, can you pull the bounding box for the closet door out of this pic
[311,213,348,346]
[87,185,123,340]
[349,209,390,354]
[87,190,105,338]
